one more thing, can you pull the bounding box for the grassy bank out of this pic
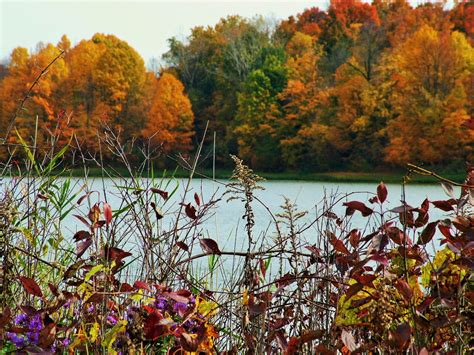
[63,166,466,184]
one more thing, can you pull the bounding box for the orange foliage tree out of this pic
[384,25,474,166]
[141,73,194,155]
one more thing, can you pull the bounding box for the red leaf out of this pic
[370,254,389,266]
[418,221,438,245]
[19,276,43,297]
[175,241,189,252]
[431,200,454,212]
[394,280,413,301]
[184,203,197,219]
[0,307,11,328]
[305,245,321,256]
[348,229,360,249]
[103,246,132,261]
[163,291,189,304]
[103,202,112,225]
[389,323,411,350]
[144,311,166,340]
[345,283,363,301]
[133,280,151,292]
[328,232,350,255]
[342,201,373,217]
[194,192,201,206]
[150,188,168,200]
[48,283,59,297]
[386,226,406,245]
[248,294,267,315]
[438,224,453,240]
[73,214,90,228]
[199,238,221,255]
[358,274,376,288]
[180,332,199,352]
[377,182,387,203]
[73,230,91,242]
[76,192,92,205]
[119,283,134,292]
[76,238,92,258]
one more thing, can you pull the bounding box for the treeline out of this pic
[0,0,473,172]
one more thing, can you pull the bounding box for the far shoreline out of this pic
[59,167,467,185]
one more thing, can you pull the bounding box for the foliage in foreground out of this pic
[0,137,473,353]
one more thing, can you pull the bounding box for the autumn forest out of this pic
[0,0,473,172]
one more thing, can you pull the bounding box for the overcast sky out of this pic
[0,0,451,65]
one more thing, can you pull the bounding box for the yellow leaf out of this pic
[102,320,127,354]
[89,322,100,342]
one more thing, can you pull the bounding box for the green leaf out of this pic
[85,264,104,282]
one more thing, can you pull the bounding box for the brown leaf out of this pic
[199,238,221,255]
[88,203,101,224]
[76,238,92,258]
[63,260,84,279]
[150,202,164,220]
[73,230,91,242]
[343,201,373,217]
[431,200,455,212]
[19,276,43,297]
[418,221,438,245]
[394,280,413,301]
[377,182,388,203]
[150,188,168,200]
[300,329,324,343]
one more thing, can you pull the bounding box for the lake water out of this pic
[2,177,456,276]
[56,178,454,254]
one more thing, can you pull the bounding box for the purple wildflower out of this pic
[106,315,118,325]
[173,302,188,313]
[155,296,167,310]
[6,332,25,348]
[62,338,70,347]
[27,331,39,344]
[184,319,197,329]
[13,314,28,326]
[29,315,42,332]
[87,304,95,313]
